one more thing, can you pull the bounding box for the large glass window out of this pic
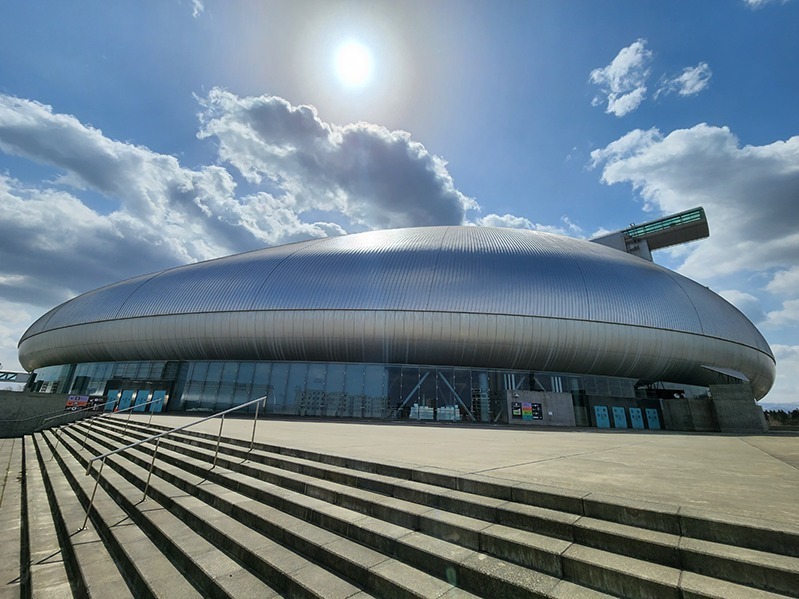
[203,362,223,407]
[88,363,114,396]
[181,362,208,410]
[325,364,346,396]
[323,363,346,415]
[361,364,386,419]
[345,364,365,396]
[216,362,239,409]
[251,362,272,403]
[268,363,290,413]
[285,363,308,414]
[37,359,646,425]
[233,362,256,407]
[395,367,421,420]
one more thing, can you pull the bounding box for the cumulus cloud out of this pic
[475,214,581,236]
[196,89,476,230]
[655,63,712,98]
[744,0,791,8]
[589,39,653,117]
[0,91,482,316]
[768,344,799,405]
[590,122,799,402]
[590,124,799,279]
[0,298,38,371]
[590,41,712,115]
[192,0,204,18]
[766,266,799,295]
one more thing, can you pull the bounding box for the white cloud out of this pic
[196,89,476,230]
[590,123,799,402]
[765,299,799,327]
[655,62,712,98]
[192,0,204,18]
[744,0,791,9]
[478,214,560,234]
[766,266,799,295]
[590,124,799,280]
[476,214,583,236]
[0,91,482,320]
[0,298,37,372]
[589,39,653,117]
[768,345,799,405]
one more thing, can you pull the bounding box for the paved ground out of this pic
[117,416,799,525]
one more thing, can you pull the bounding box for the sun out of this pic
[334,40,373,88]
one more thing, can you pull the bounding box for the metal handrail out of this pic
[80,395,267,530]
[39,399,114,427]
[0,398,109,428]
[48,396,164,461]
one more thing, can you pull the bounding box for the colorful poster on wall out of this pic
[522,402,533,420]
[530,403,543,420]
[65,395,89,411]
[511,401,522,419]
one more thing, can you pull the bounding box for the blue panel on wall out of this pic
[645,408,661,430]
[629,407,645,429]
[151,390,166,413]
[118,390,135,411]
[594,405,610,428]
[133,391,149,412]
[612,406,628,429]
[105,389,120,412]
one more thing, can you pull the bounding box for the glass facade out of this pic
[27,358,684,424]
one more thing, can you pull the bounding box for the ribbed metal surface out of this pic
[18,226,775,397]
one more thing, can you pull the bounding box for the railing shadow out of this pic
[79,395,267,531]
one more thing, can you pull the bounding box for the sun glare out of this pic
[334,40,373,88]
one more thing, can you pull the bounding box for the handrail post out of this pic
[249,396,266,454]
[143,438,161,501]
[122,405,134,435]
[148,399,158,426]
[81,457,105,531]
[49,427,62,461]
[212,413,225,470]
[81,395,265,511]
[81,414,99,450]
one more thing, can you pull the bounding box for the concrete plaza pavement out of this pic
[131,415,799,526]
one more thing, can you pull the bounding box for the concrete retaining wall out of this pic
[506,390,576,426]
[660,398,717,432]
[0,392,84,438]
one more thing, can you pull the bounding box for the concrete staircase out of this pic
[2,416,798,598]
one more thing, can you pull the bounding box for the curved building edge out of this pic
[18,308,776,399]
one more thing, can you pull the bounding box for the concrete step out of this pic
[57,424,483,599]
[31,434,134,599]
[0,438,24,597]
[44,428,324,599]
[65,422,563,598]
[74,417,796,599]
[117,417,799,556]
[38,430,204,598]
[23,435,71,598]
[97,417,799,597]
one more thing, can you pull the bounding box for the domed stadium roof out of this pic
[18,226,775,398]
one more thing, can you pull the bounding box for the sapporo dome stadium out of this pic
[18,212,775,428]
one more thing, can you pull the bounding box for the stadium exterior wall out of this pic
[18,227,776,421]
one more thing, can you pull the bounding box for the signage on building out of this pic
[512,401,544,420]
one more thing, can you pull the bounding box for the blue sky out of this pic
[1,0,797,404]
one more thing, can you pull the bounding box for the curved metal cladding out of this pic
[18,226,776,398]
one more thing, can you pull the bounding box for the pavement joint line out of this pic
[737,437,799,472]
[104,417,799,531]
[470,440,656,474]
[0,439,14,510]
